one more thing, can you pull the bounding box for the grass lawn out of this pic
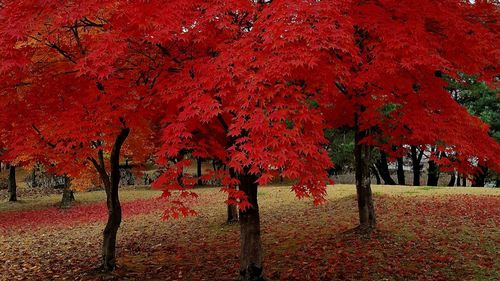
[0,185,498,280]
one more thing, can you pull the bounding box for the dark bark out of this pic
[238,171,264,281]
[89,127,130,272]
[226,168,240,224]
[31,168,38,188]
[227,203,239,224]
[426,160,440,186]
[456,173,461,186]
[462,175,467,187]
[472,166,488,187]
[196,158,203,186]
[396,157,405,185]
[448,172,456,187]
[8,165,17,202]
[102,127,129,271]
[371,164,381,185]
[355,130,376,230]
[375,151,396,185]
[60,177,75,209]
[410,146,423,186]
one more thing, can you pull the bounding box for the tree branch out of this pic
[32,124,56,148]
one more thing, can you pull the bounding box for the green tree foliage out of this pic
[448,74,500,186]
[325,128,355,175]
[448,74,499,141]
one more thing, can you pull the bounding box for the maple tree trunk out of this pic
[375,151,396,185]
[457,174,463,186]
[238,171,264,281]
[8,165,17,202]
[371,164,381,185]
[472,166,487,187]
[397,157,405,185]
[410,146,422,186]
[354,130,376,230]
[31,168,38,188]
[448,172,456,187]
[227,168,239,224]
[197,157,203,186]
[426,160,440,186]
[100,127,130,272]
[227,203,239,224]
[60,177,75,209]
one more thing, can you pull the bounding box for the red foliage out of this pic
[0,198,169,233]
[0,0,498,207]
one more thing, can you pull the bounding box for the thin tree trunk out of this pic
[410,146,423,186]
[355,130,376,230]
[457,173,467,187]
[238,171,264,281]
[375,151,396,185]
[371,164,381,185]
[60,177,75,209]
[227,168,239,224]
[397,157,405,185]
[101,127,129,271]
[8,165,17,202]
[31,168,37,188]
[89,128,130,272]
[197,158,203,186]
[227,203,239,224]
[448,172,456,187]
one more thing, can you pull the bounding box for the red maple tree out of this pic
[0,0,184,271]
[1,1,498,280]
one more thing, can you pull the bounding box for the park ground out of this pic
[0,185,499,281]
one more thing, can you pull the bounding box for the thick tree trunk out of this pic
[472,166,488,187]
[355,130,376,230]
[448,172,456,187]
[371,164,381,185]
[60,177,75,208]
[396,157,405,185]
[8,165,17,202]
[427,160,440,186]
[60,188,75,208]
[375,151,396,185]
[462,175,467,187]
[410,146,423,186]
[238,172,264,281]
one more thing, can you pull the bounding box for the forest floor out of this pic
[0,185,499,281]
